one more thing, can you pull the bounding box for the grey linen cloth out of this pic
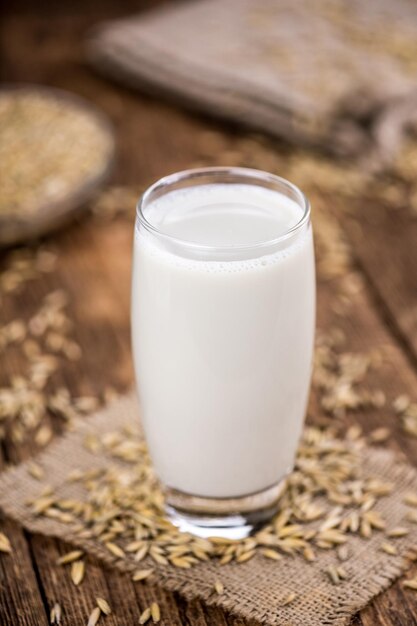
[87,0,417,167]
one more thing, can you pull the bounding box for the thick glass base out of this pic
[165,479,287,540]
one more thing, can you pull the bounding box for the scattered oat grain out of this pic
[380,542,398,556]
[0,532,12,553]
[403,577,417,590]
[132,569,154,582]
[96,598,111,615]
[369,427,390,444]
[56,550,83,565]
[71,560,85,586]
[214,580,224,595]
[386,527,409,538]
[404,493,417,507]
[139,608,151,624]
[280,592,297,606]
[87,606,101,626]
[50,602,61,624]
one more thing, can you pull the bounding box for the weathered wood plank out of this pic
[30,534,175,626]
[175,596,259,626]
[0,517,49,626]
[361,569,417,626]
[340,198,417,368]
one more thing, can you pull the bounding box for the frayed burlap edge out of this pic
[0,393,417,626]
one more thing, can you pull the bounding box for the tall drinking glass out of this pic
[132,167,315,538]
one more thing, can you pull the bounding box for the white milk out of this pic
[132,183,315,498]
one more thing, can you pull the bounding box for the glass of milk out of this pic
[132,167,315,538]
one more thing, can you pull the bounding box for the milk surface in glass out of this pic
[132,179,315,500]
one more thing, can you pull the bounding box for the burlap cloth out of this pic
[87,0,417,167]
[1,394,417,625]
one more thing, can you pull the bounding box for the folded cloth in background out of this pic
[87,0,417,168]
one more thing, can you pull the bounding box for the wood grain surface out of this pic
[1,2,417,625]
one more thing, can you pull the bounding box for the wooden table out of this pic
[2,2,417,624]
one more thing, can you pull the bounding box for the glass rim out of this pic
[136,166,311,254]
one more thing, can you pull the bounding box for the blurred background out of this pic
[1,0,417,457]
[1,0,417,462]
